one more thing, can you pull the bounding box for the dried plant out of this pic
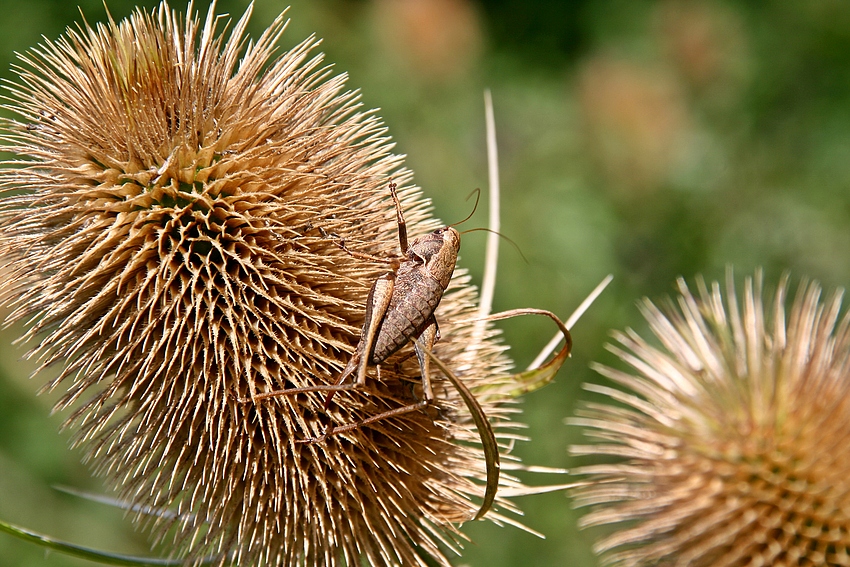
[570,271,850,567]
[0,2,547,565]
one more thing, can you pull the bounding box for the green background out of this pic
[1,1,849,565]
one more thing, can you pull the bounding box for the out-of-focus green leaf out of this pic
[473,308,572,401]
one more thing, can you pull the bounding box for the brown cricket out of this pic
[244,182,464,429]
[242,181,573,520]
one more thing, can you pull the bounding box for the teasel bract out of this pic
[0,2,531,565]
[570,272,850,566]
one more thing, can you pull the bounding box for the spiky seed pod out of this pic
[0,3,523,565]
[570,272,850,567]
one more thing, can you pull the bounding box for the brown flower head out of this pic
[0,3,528,565]
[570,272,850,566]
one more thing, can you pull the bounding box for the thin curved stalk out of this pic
[0,518,223,566]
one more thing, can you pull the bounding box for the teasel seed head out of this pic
[570,271,850,567]
[0,2,524,565]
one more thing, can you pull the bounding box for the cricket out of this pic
[243,182,466,437]
[241,181,573,520]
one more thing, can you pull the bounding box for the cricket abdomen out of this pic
[369,264,444,364]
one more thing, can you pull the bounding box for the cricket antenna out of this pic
[460,226,528,264]
[448,188,481,229]
[447,188,526,262]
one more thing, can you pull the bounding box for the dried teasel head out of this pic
[570,271,850,567]
[0,2,529,565]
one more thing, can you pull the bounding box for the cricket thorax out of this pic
[368,227,461,364]
[407,227,460,289]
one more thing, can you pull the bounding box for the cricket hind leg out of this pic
[250,271,394,408]
[236,312,375,407]
[300,318,439,443]
[236,379,361,404]
[237,273,395,414]
[235,360,369,443]
[321,271,395,410]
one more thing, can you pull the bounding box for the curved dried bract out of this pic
[571,271,850,567]
[0,3,526,565]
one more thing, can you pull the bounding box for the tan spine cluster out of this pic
[0,3,523,565]
[571,273,850,567]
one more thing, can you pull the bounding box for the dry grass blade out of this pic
[0,518,211,566]
[418,343,501,521]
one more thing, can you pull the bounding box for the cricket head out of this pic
[438,225,461,254]
[410,226,461,289]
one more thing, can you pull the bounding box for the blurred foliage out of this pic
[1,0,850,566]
